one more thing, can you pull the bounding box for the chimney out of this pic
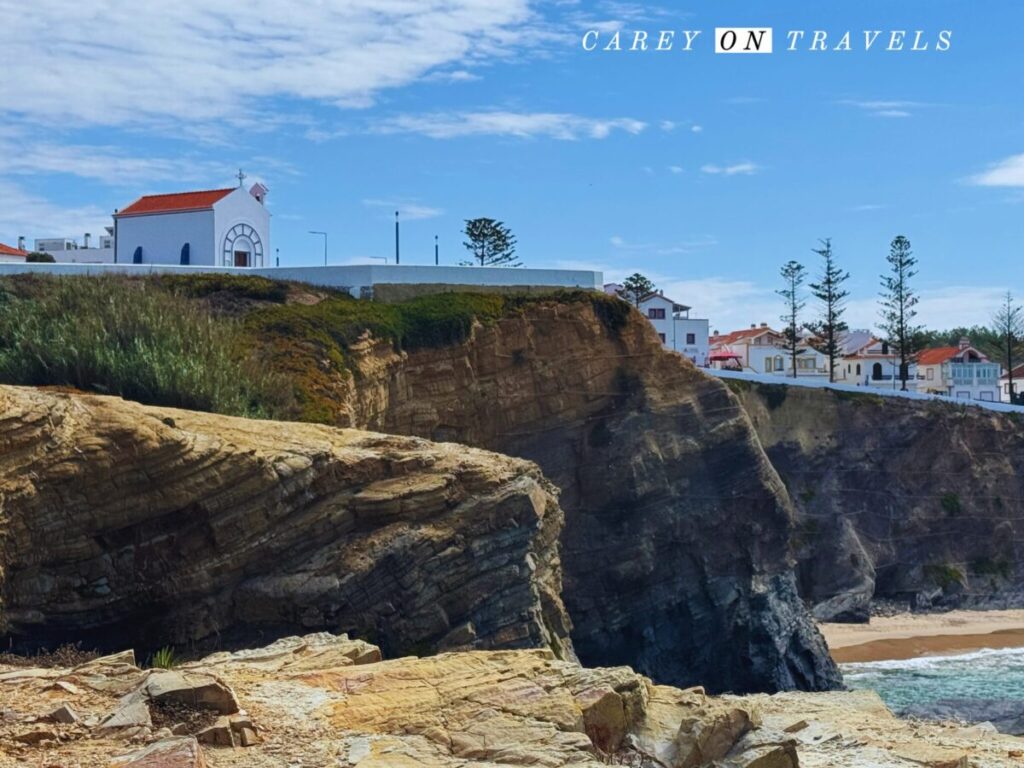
[84,232,91,248]
[17,236,25,251]
[750,323,756,329]
[959,336,970,351]
[760,322,768,328]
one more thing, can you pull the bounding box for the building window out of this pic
[872,362,883,380]
[774,355,784,371]
[658,333,666,343]
[856,364,861,376]
[686,333,696,344]
[180,243,190,266]
[926,368,934,380]
[649,308,666,319]
[881,342,889,355]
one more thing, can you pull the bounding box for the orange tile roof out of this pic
[0,242,28,257]
[916,346,960,365]
[117,188,235,217]
[710,327,780,346]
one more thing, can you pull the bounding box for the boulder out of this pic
[109,736,207,768]
[143,671,238,714]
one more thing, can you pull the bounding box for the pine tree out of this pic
[992,291,1024,403]
[807,238,850,383]
[462,218,520,267]
[879,235,921,391]
[777,260,807,379]
[617,273,656,307]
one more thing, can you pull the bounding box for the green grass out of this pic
[0,276,628,424]
[148,646,178,669]
[0,275,292,417]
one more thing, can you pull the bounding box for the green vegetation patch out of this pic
[939,491,962,517]
[923,563,965,590]
[970,556,1013,579]
[0,275,291,417]
[0,276,629,424]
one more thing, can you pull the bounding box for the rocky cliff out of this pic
[3,633,1018,768]
[0,386,571,660]
[313,301,840,693]
[732,382,1024,621]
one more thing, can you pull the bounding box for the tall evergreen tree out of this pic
[807,238,850,383]
[777,260,807,379]
[617,273,656,307]
[462,218,520,266]
[992,291,1024,403]
[879,235,921,391]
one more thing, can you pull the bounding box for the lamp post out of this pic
[394,211,400,265]
[434,235,439,266]
[309,231,327,266]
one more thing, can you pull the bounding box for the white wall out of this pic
[672,317,709,365]
[0,262,603,293]
[115,210,215,265]
[213,188,271,267]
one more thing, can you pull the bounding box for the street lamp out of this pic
[309,231,327,265]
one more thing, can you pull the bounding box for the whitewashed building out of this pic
[114,184,270,267]
[999,364,1024,404]
[0,240,28,262]
[835,332,920,390]
[605,285,709,365]
[916,339,1000,401]
[34,229,115,263]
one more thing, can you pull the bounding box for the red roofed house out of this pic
[114,182,270,267]
[917,338,1000,401]
[0,240,29,263]
[1000,363,1024,404]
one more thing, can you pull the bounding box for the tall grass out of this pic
[0,276,291,417]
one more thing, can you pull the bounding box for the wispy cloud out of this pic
[968,153,1024,187]
[362,199,444,220]
[838,99,933,118]
[0,181,112,243]
[668,165,684,174]
[0,1,544,127]
[374,111,647,140]
[701,162,760,176]
[610,234,717,254]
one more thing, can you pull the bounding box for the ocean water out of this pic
[842,647,1024,735]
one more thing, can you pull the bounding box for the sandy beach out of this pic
[820,609,1024,663]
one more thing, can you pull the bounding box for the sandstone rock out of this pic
[13,725,58,744]
[727,744,799,768]
[347,301,840,693]
[0,386,571,664]
[109,736,207,767]
[736,384,1024,612]
[143,670,238,714]
[101,691,153,730]
[43,702,79,724]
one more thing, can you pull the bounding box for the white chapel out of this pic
[114,180,270,267]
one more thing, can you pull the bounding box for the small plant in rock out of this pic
[150,646,178,669]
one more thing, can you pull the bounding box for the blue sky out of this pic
[1,0,1022,331]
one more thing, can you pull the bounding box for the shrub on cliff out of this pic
[0,275,292,417]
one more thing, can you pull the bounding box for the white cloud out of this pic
[0,181,112,244]
[660,120,676,132]
[845,286,1009,330]
[701,162,760,176]
[969,153,1024,187]
[668,165,683,174]
[691,124,703,133]
[0,1,542,126]
[838,99,932,118]
[375,111,647,140]
[362,199,444,220]
[609,234,717,254]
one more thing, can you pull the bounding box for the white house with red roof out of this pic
[708,324,829,377]
[916,338,1001,401]
[114,183,270,267]
[834,331,920,390]
[0,241,29,262]
[999,363,1024,404]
